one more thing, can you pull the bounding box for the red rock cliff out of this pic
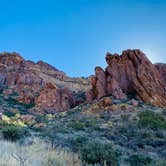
[87,49,166,107]
[0,52,89,113]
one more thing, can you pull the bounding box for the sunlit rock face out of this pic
[35,82,75,113]
[0,52,90,112]
[87,49,166,107]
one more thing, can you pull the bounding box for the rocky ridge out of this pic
[0,50,166,113]
[0,52,90,113]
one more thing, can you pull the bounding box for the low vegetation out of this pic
[80,140,118,165]
[2,125,28,142]
[0,139,81,166]
[0,94,166,165]
[138,111,166,129]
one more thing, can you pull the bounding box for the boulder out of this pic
[98,97,112,107]
[130,99,139,107]
[20,115,35,123]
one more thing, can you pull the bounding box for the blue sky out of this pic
[0,0,166,76]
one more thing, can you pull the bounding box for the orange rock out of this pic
[20,115,35,123]
[35,82,75,113]
[99,97,112,107]
[87,49,166,107]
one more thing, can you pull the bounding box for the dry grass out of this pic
[0,138,82,166]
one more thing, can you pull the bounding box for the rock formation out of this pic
[0,50,166,112]
[35,82,75,113]
[0,52,90,113]
[87,49,166,107]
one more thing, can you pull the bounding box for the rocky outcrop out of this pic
[87,49,166,107]
[35,82,75,113]
[0,52,90,112]
[86,67,126,101]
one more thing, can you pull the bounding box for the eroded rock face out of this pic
[86,66,126,102]
[35,83,75,113]
[0,52,90,112]
[0,52,24,68]
[87,49,166,107]
[155,63,166,83]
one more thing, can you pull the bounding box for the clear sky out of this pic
[0,0,166,76]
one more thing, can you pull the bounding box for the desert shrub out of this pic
[35,114,47,123]
[2,125,28,141]
[121,114,130,121]
[42,157,62,166]
[4,97,18,105]
[120,104,129,110]
[80,140,118,165]
[3,110,16,117]
[0,114,26,127]
[46,114,54,120]
[45,123,68,135]
[127,154,153,166]
[43,124,68,149]
[68,121,85,131]
[69,136,89,152]
[118,127,128,134]
[85,118,100,131]
[138,111,166,129]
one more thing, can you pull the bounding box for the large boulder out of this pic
[87,49,166,107]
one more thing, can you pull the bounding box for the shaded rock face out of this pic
[155,63,166,83]
[0,52,90,112]
[87,49,166,107]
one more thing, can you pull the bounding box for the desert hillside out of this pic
[0,50,166,166]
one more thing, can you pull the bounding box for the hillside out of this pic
[0,50,166,166]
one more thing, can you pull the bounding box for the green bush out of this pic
[3,110,16,117]
[138,111,166,129]
[85,118,100,131]
[2,125,28,141]
[35,114,47,123]
[80,140,118,165]
[68,121,85,131]
[69,136,89,152]
[128,154,153,166]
